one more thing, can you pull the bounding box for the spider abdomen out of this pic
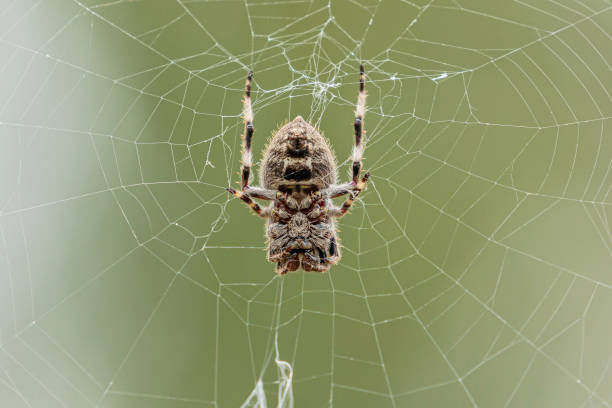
[260,116,337,190]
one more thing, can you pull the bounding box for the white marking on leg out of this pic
[242,150,252,166]
[352,144,363,162]
[243,98,253,122]
[355,92,367,117]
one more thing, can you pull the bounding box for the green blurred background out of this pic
[1,0,612,407]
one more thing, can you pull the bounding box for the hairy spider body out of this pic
[228,66,369,274]
[268,186,339,273]
[260,117,336,190]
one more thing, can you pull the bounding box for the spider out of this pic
[227,65,369,275]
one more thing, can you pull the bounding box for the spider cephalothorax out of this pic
[227,66,369,274]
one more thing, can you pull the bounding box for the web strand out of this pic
[0,1,611,407]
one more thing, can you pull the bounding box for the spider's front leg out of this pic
[324,64,370,217]
[227,71,278,217]
[352,64,367,184]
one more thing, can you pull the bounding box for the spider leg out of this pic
[321,65,370,203]
[244,186,278,200]
[352,64,366,184]
[228,71,278,215]
[226,188,271,218]
[329,173,369,217]
[241,71,255,190]
[322,183,355,199]
[327,64,369,216]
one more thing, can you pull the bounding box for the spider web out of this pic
[1,0,612,407]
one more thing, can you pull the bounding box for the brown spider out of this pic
[227,65,369,274]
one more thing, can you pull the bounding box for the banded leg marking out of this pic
[352,64,366,183]
[335,172,369,217]
[227,188,268,218]
[241,71,254,189]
